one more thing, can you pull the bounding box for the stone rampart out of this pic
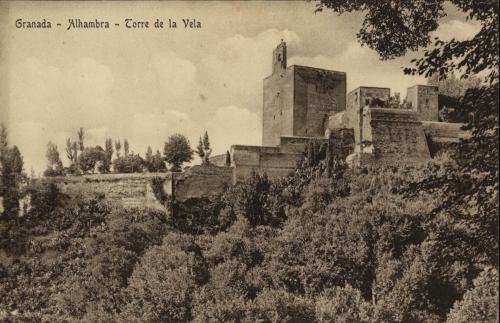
[362,108,431,162]
[174,165,233,202]
[43,173,172,209]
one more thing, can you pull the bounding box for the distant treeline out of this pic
[43,129,220,177]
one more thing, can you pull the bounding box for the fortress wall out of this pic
[45,173,172,209]
[293,66,347,138]
[365,108,430,162]
[174,165,233,202]
[279,136,327,153]
[263,68,295,146]
[259,152,302,168]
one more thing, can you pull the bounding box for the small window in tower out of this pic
[273,115,276,120]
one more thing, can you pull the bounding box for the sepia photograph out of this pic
[0,0,498,321]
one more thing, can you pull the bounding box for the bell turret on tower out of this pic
[272,40,287,74]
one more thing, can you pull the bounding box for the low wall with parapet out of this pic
[231,136,324,183]
[421,121,470,157]
[173,165,233,202]
[421,121,469,143]
[42,173,172,209]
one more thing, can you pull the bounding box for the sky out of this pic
[0,1,481,175]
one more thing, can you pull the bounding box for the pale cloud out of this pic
[197,29,300,114]
[205,105,261,155]
[289,41,427,96]
[144,52,198,112]
[9,57,115,131]
[8,121,70,175]
[434,19,481,41]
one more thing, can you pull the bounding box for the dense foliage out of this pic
[1,154,498,321]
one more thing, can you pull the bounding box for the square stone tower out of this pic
[262,41,347,146]
[406,85,439,121]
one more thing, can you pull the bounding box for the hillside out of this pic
[1,154,498,322]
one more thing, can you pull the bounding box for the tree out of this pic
[0,124,7,152]
[123,139,129,156]
[427,74,482,122]
[113,154,144,173]
[144,147,166,173]
[65,138,75,165]
[44,141,64,177]
[203,131,210,151]
[152,150,166,172]
[114,140,122,158]
[77,127,85,151]
[103,138,114,173]
[225,150,231,167]
[0,125,25,218]
[196,137,205,161]
[65,138,79,174]
[78,146,106,174]
[427,73,482,99]
[196,132,212,165]
[163,134,193,171]
[202,131,212,164]
[145,146,153,171]
[72,141,78,166]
